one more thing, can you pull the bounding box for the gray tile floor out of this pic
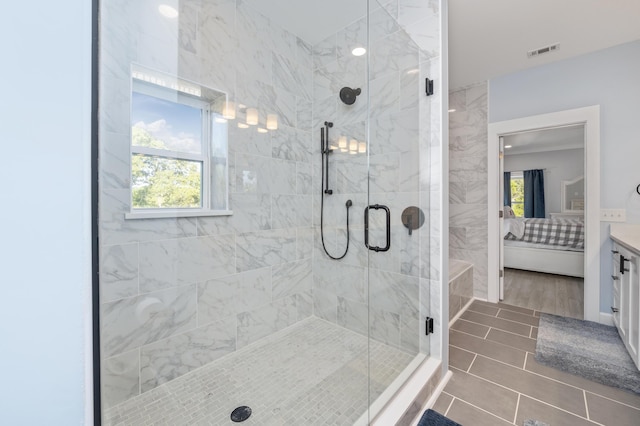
[435,300,640,426]
[503,268,584,319]
[104,317,414,426]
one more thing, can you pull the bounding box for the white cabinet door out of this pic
[616,243,640,370]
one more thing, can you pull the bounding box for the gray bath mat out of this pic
[535,313,640,395]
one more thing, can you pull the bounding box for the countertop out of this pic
[610,223,640,253]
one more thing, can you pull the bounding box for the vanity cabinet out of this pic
[612,242,640,370]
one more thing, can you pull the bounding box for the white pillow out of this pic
[504,206,516,218]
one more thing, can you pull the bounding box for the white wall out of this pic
[504,148,584,217]
[0,0,93,424]
[489,40,640,313]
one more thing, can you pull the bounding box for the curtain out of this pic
[524,169,545,218]
[503,171,511,206]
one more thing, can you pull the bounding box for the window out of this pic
[126,66,230,219]
[510,172,524,217]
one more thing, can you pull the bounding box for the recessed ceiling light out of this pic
[504,145,513,149]
[158,4,179,18]
[352,47,366,57]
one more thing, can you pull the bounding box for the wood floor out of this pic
[502,268,584,319]
[433,300,640,425]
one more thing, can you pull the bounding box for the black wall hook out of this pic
[636,183,640,195]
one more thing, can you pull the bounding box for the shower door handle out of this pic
[364,204,391,252]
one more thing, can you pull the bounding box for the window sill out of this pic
[125,209,233,220]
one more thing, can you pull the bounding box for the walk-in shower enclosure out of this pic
[98,0,446,423]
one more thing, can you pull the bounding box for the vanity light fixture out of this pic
[351,47,366,57]
[158,4,179,18]
[358,142,367,154]
[222,101,236,120]
[238,123,249,129]
[257,128,268,133]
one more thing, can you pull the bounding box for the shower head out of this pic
[339,87,361,105]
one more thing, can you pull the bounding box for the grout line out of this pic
[513,393,521,425]
[464,309,538,332]
[523,351,528,370]
[584,390,590,420]
[583,390,640,412]
[443,394,455,417]
[483,326,491,339]
[467,354,478,373]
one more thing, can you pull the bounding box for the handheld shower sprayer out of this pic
[320,120,351,260]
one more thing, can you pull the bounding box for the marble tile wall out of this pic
[99,0,315,409]
[310,0,442,357]
[448,82,489,299]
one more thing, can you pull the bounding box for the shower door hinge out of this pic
[425,78,434,96]
[425,317,434,335]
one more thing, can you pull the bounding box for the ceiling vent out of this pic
[527,43,560,58]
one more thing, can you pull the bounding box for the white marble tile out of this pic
[466,180,488,204]
[235,153,271,194]
[229,123,271,157]
[271,125,312,163]
[313,288,338,323]
[312,33,337,70]
[398,0,438,28]
[271,194,312,229]
[140,317,236,392]
[102,349,140,409]
[273,52,312,101]
[296,37,313,70]
[400,314,420,354]
[369,152,400,193]
[100,189,197,246]
[369,2,401,42]
[449,227,467,250]
[272,258,312,300]
[101,243,139,303]
[100,131,130,191]
[99,74,130,136]
[311,95,337,130]
[296,290,313,319]
[197,267,272,326]
[101,284,197,357]
[370,30,419,81]
[236,295,297,348]
[400,66,420,111]
[236,228,297,272]
[370,72,401,119]
[138,234,236,293]
[419,278,432,354]
[449,204,487,228]
[428,278,441,358]
[296,97,312,131]
[336,17,366,60]
[337,296,368,337]
[370,306,401,347]
[369,269,420,318]
[296,161,313,195]
[269,158,297,195]
[197,193,271,236]
[296,227,314,260]
[369,108,419,155]
[314,259,367,304]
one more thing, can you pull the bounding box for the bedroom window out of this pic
[126,65,230,219]
[510,172,524,217]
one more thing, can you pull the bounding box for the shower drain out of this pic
[230,406,252,422]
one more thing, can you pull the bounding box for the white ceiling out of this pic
[449,0,640,89]
[241,1,640,89]
[503,125,584,156]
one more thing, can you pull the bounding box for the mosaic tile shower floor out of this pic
[104,317,415,425]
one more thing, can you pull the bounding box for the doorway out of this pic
[487,106,601,322]
[500,125,585,317]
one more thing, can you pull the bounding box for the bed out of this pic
[503,217,584,278]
